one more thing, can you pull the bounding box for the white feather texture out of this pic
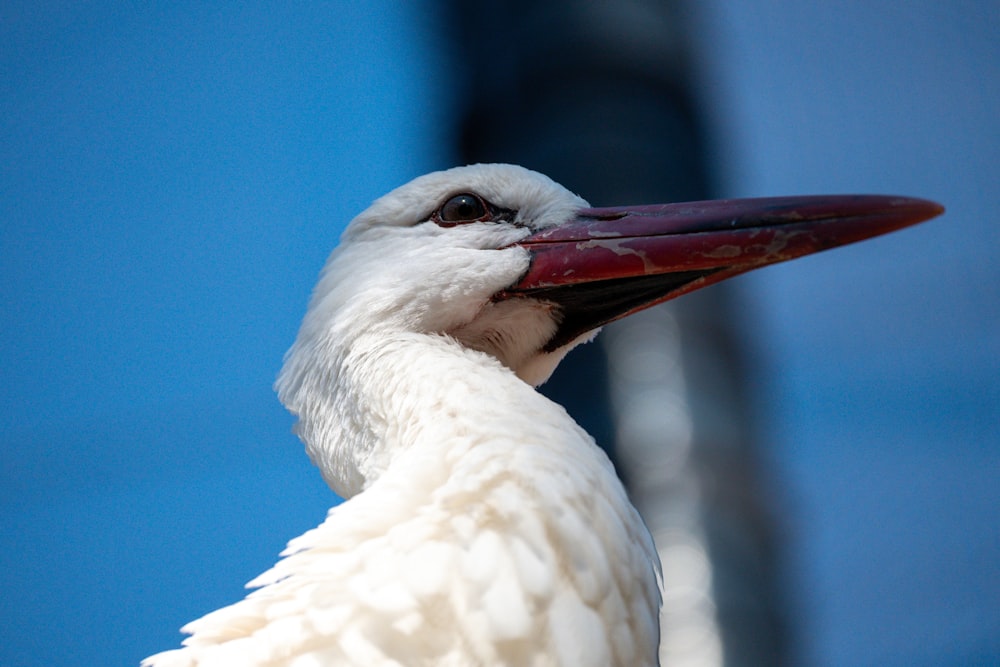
[143,165,661,667]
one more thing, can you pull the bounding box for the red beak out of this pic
[498,194,943,350]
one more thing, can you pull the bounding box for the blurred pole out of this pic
[443,1,787,665]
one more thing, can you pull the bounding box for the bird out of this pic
[143,164,942,667]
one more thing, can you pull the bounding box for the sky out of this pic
[1,2,997,666]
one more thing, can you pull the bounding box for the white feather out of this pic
[143,165,661,667]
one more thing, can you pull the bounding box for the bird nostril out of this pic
[583,210,629,222]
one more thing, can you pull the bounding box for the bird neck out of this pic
[275,330,661,664]
[281,330,597,500]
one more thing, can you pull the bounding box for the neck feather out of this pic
[274,330,662,662]
[278,331,607,499]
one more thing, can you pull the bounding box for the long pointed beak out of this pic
[498,194,943,350]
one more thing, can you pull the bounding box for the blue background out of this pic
[2,2,996,665]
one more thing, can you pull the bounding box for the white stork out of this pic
[143,164,941,666]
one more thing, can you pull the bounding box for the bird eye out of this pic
[434,193,489,226]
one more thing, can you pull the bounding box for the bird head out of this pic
[276,163,942,494]
[283,163,943,385]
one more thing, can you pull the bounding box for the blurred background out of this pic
[1,2,996,665]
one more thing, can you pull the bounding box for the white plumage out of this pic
[144,164,941,666]
[145,165,661,666]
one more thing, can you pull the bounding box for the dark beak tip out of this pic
[905,196,945,221]
[861,195,945,235]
